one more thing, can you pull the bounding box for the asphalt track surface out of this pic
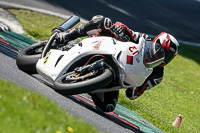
[0,53,135,133]
[1,0,200,44]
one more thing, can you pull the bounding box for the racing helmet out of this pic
[153,32,180,67]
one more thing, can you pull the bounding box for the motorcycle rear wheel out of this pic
[16,41,46,74]
[54,69,113,95]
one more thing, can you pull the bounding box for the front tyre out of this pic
[16,41,46,74]
[54,69,113,95]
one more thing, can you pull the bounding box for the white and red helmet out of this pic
[153,32,180,67]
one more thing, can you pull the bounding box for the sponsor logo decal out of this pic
[136,57,140,63]
[93,40,102,50]
[43,52,51,64]
[43,56,49,64]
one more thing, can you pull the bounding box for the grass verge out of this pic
[0,79,99,133]
[9,9,65,41]
[8,9,200,133]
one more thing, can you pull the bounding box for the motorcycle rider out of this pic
[52,15,180,112]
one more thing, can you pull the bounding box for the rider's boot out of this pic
[55,15,112,44]
[91,91,118,112]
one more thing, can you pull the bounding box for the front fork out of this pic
[74,59,115,77]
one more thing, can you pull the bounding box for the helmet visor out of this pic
[163,51,175,64]
[143,41,165,68]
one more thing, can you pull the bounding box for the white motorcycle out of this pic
[16,16,165,95]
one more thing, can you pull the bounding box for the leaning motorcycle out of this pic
[16,16,165,95]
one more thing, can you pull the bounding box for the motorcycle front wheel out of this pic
[54,69,113,95]
[16,41,46,74]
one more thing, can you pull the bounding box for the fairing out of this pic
[36,36,153,90]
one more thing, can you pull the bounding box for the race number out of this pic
[129,46,139,55]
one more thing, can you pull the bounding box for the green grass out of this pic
[8,9,200,133]
[0,79,99,133]
[8,9,65,41]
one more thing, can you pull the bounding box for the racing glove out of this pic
[126,83,152,100]
[110,24,134,42]
[110,25,125,37]
[54,32,69,44]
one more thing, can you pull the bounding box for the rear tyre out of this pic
[54,69,113,95]
[16,41,46,74]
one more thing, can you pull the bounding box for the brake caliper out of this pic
[75,59,108,75]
